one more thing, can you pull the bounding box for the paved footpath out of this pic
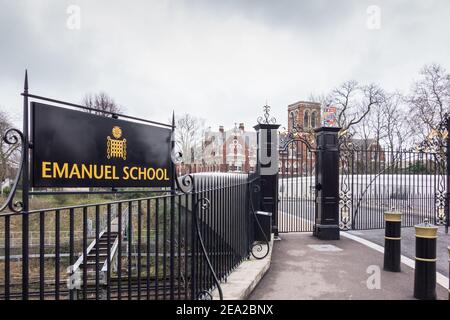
[249,233,448,300]
[348,227,450,275]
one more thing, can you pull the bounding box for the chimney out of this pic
[239,123,244,132]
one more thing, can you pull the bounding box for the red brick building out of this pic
[279,101,321,176]
[178,123,257,174]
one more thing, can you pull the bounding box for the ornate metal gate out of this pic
[278,127,317,233]
[339,141,448,230]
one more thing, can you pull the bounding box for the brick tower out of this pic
[287,101,321,131]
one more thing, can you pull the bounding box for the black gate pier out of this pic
[383,211,402,272]
[314,127,341,240]
[414,219,438,300]
[254,108,280,238]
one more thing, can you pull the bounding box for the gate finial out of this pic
[257,104,276,124]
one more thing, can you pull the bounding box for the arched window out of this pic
[311,111,317,128]
[289,111,295,128]
[303,110,310,129]
[290,111,295,119]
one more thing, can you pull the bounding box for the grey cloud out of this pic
[0,0,449,129]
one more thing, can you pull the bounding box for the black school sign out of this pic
[32,103,173,188]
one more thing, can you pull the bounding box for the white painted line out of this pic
[341,231,449,290]
[347,231,364,236]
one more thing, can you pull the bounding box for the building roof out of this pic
[204,126,257,146]
[288,101,321,109]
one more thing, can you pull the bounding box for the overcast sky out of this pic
[1,0,449,130]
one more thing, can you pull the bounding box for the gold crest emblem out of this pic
[107,126,127,160]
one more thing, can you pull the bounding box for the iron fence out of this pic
[0,173,256,300]
[339,146,447,230]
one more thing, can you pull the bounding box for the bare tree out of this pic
[175,113,205,164]
[408,63,450,146]
[355,105,376,148]
[355,90,408,149]
[82,92,123,116]
[381,92,410,151]
[0,110,20,192]
[319,80,384,138]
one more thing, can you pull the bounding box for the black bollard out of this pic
[414,219,438,300]
[383,211,401,272]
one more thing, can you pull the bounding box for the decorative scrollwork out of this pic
[416,113,448,154]
[172,152,222,298]
[175,174,194,194]
[279,110,315,151]
[198,197,211,211]
[257,104,277,125]
[252,183,261,193]
[337,128,355,147]
[279,132,314,152]
[436,172,446,226]
[249,179,270,260]
[0,128,25,213]
[339,193,352,231]
[171,150,183,164]
[413,114,449,226]
[339,147,353,230]
[339,138,362,153]
[251,241,270,260]
[173,170,223,299]
[197,291,213,300]
[193,194,223,300]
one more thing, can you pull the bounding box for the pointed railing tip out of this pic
[24,69,29,90]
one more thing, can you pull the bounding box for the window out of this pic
[290,110,299,128]
[290,111,295,120]
[304,110,310,129]
[311,111,317,128]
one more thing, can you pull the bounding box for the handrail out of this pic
[70,206,129,277]
[100,209,129,275]
[70,230,106,275]
[101,236,119,274]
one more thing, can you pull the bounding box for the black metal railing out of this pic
[0,173,255,300]
[339,147,447,230]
